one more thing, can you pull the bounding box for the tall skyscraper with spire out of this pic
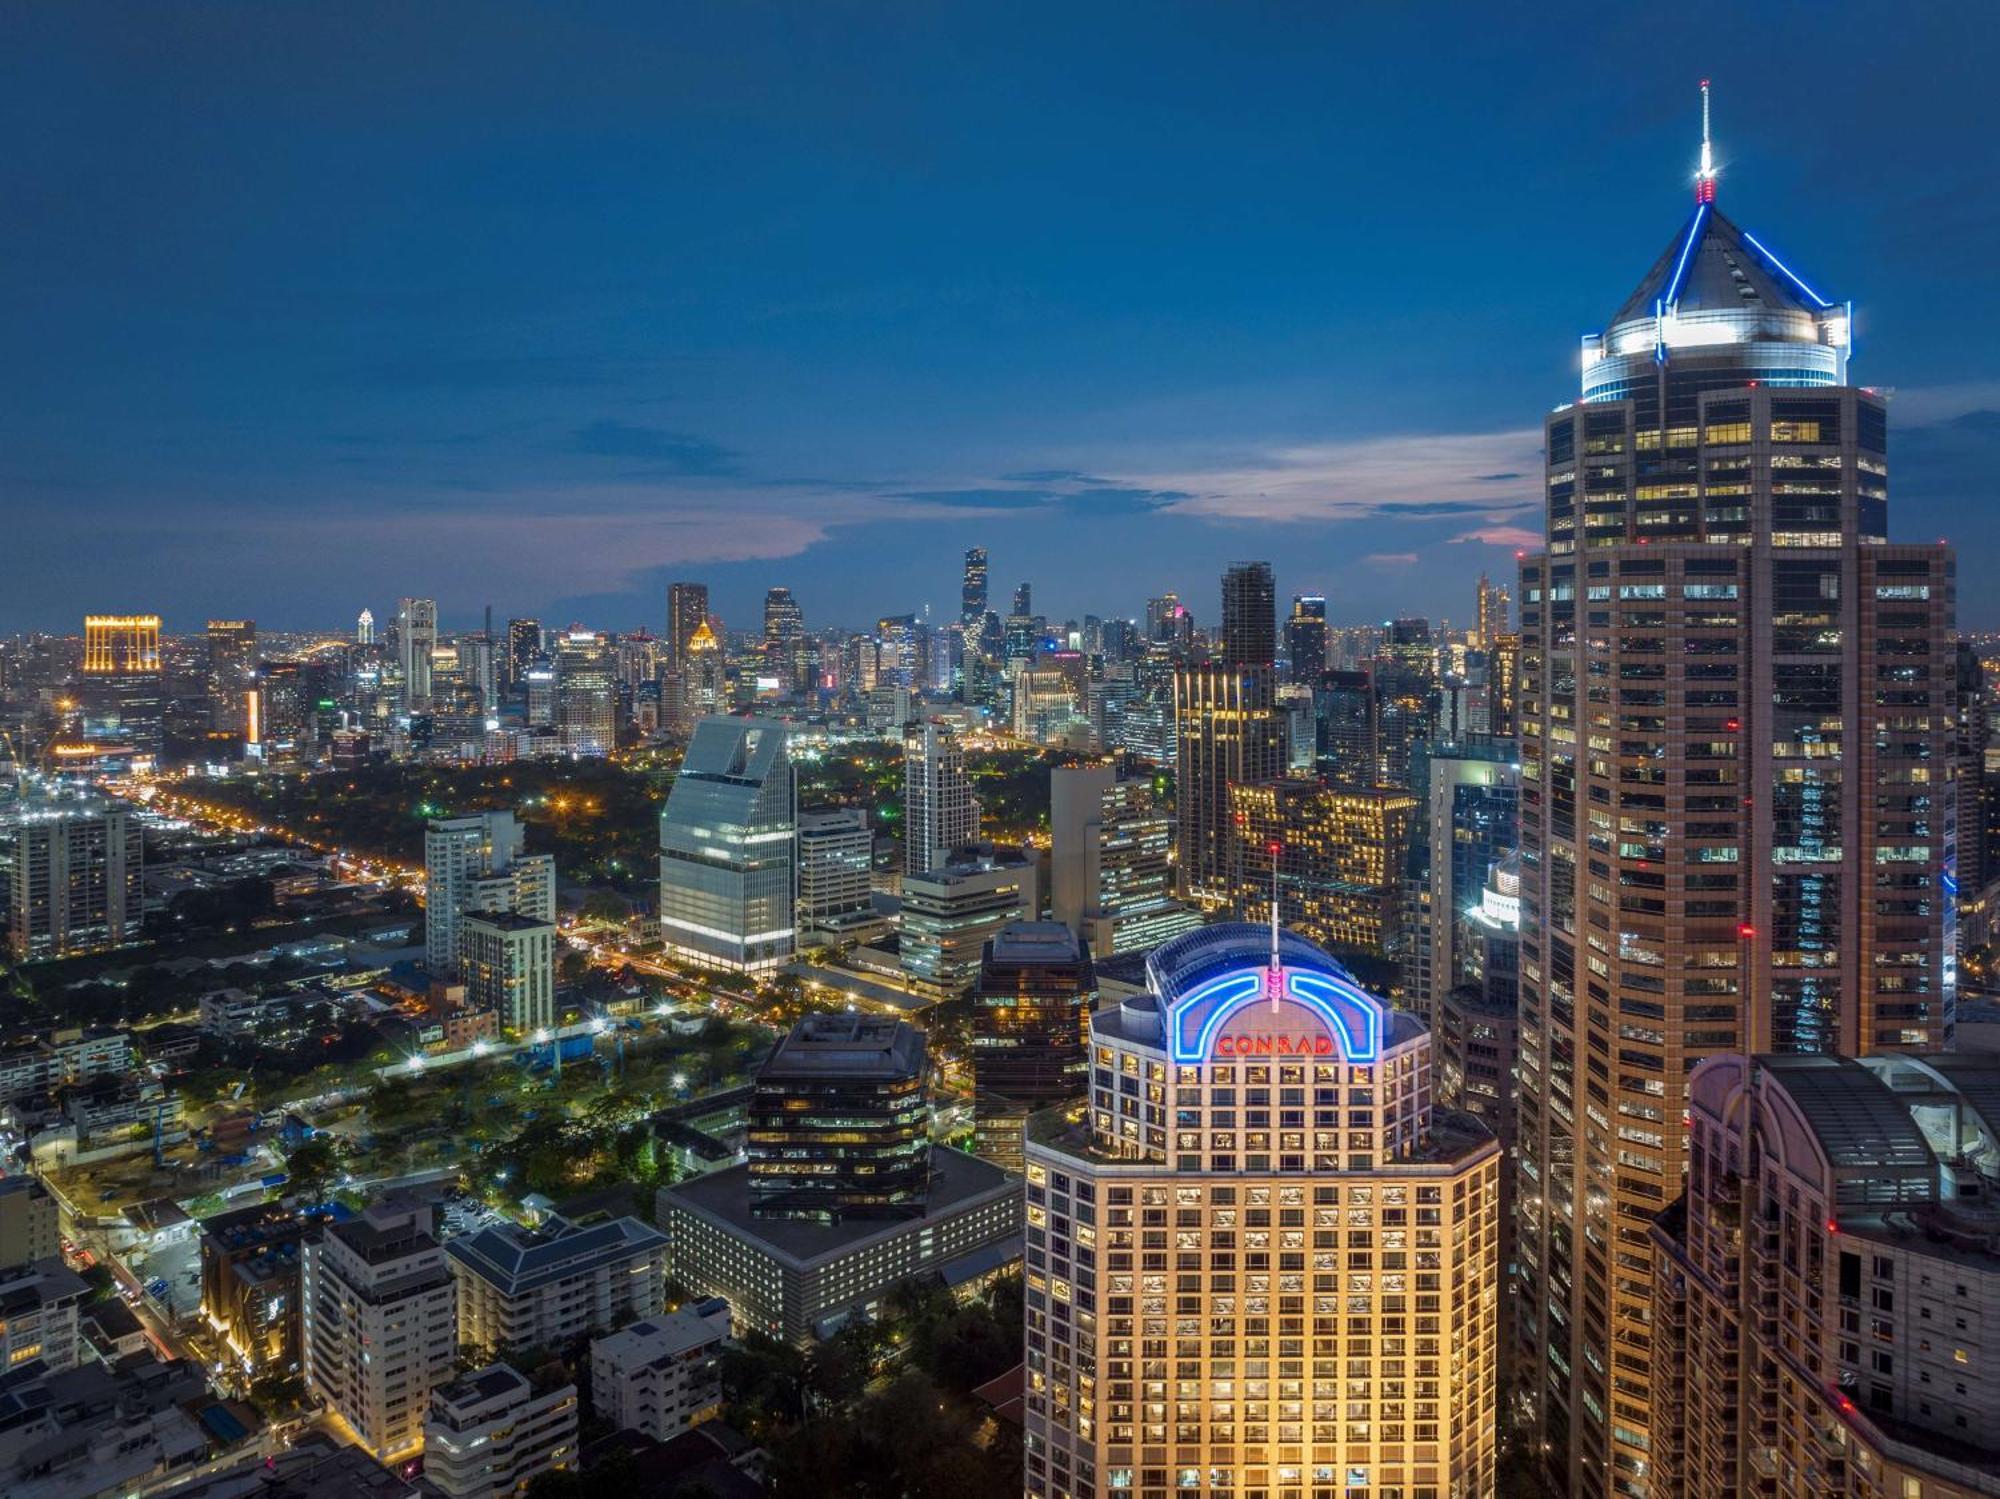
[1516,86,1958,1496]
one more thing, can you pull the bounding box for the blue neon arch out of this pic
[1167,965,1384,1066]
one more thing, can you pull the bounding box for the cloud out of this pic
[564,421,739,474]
[1448,525,1542,548]
[1102,427,1545,525]
[894,488,1058,510]
[1362,552,1420,566]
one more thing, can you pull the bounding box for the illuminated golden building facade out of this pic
[1175,664,1287,903]
[1226,781,1415,958]
[82,614,161,675]
[1024,923,1499,1499]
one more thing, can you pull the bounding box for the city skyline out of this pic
[7,6,2000,634]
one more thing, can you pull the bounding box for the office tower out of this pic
[82,613,159,674]
[447,1214,669,1353]
[1412,749,1518,1022]
[1144,593,1182,644]
[423,811,556,976]
[0,1177,59,1272]
[1023,923,1500,1499]
[423,1364,578,1499]
[1474,572,1511,648]
[1652,1052,2000,1499]
[396,597,438,709]
[1175,565,1286,901]
[553,628,615,756]
[1,792,141,960]
[1386,617,1436,683]
[1312,669,1378,787]
[961,546,989,626]
[78,613,163,758]
[1277,681,1317,775]
[902,719,978,877]
[459,911,555,1034]
[876,613,919,690]
[658,718,796,973]
[678,617,725,728]
[1049,763,1200,957]
[1518,99,1958,1497]
[1486,630,1521,739]
[761,586,807,696]
[591,1299,732,1441]
[970,921,1095,1172]
[1221,561,1277,665]
[247,658,311,762]
[521,657,557,729]
[1285,593,1328,684]
[901,847,1036,997]
[795,808,876,946]
[1370,662,1434,788]
[746,1014,930,1223]
[1957,640,1991,895]
[505,617,540,689]
[302,1197,457,1463]
[1013,663,1083,744]
[205,619,256,733]
[1226,779,1415,958]
[356,607,375,646]
[666,582,709,674]
[198,1201,312,1378]
[1013,581,1033,619]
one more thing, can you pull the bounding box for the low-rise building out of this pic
[661,1146,1022,1346]
[0,1257,89,1373]
[590,1298,731,1442]
[446,1215,668,1358]
[422,1363,578,1499]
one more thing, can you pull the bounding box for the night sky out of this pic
[7,3,1999,636]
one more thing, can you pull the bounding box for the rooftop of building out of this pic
[460,909,554,934]
[758,1013,926,1081]
[430,1362,529,1411]
[984,921,1085,968]
[445,1212,666,1294]
[593,1297,731,1365]
[1027,1101,1493,1172]
[1608,201,1835,331]
[663,1145,1016,1269]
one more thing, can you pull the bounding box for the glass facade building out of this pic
[658,717,797,974]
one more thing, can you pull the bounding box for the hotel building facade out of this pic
[1023,923,1500,1499]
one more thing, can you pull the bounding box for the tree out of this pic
[283,1136,346,1206]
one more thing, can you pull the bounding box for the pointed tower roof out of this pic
[687,618,719,652]
[1607,203,1836,330]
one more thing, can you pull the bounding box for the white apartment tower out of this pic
[424,811,556,976]
[302,1198,457,1463]
[903,719,978,877]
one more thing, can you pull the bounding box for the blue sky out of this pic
[6,2,1999,635]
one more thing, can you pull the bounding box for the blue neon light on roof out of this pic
[1741,229,1835,309]
[1662,203,1710,310]
[1168,963,1385,1066]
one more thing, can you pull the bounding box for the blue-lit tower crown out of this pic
[1580,82,1852,427]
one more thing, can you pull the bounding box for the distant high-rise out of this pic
[1518,92,1958,1495]
[505,617,541,689]
[1226,779,1414,958]
[747,1014,929,1223]
[356,607,375,646]
[1,791,141,960]
[1412,747,1518,1022]
[902,719,978,877]
[1474,571,1511,647]
[78,613,163,758]
[1049,763,1199,956]
[666,582,709,675]
[247,658,311,763]
[1175,563,1285,899]
[970,921,1094,1172]
[1012,581,1032,619]
[205,620,256,734]
[459,911,555,1035]
[423,811,556,976]
[553,628,615,757]
[761,586,806,696]
[961,547,989,627]
[658,718,796,973]
[1284,593,1327,684]
[396,597,438,710]
[795,808,876,947]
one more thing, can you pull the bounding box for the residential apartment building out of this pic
[446,1215,669,1357]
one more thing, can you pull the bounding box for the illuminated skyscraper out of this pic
[78,613,163,759]
[554,628,615,757]
[424,811,556,977]
[505,617,541,689]
[1023,923,1499,1499]
[971,921,1094,1172]
[396,597,438,710]
[962,546,989,627]
[1285,593,1328,684]
[680,618,724,727]
[1049,763,1200,957]
[1225,780,1415,959]
[82,614,159,675]
[1473,573,1511,649]
[1,791,141,960]
[761,586,807,696]
[1517,89,1958,1496]
[903,719,978,877]
[356,607,375,646]
[658,718,796,974]
[666,582,709,675]
[1175,564,1286,901]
